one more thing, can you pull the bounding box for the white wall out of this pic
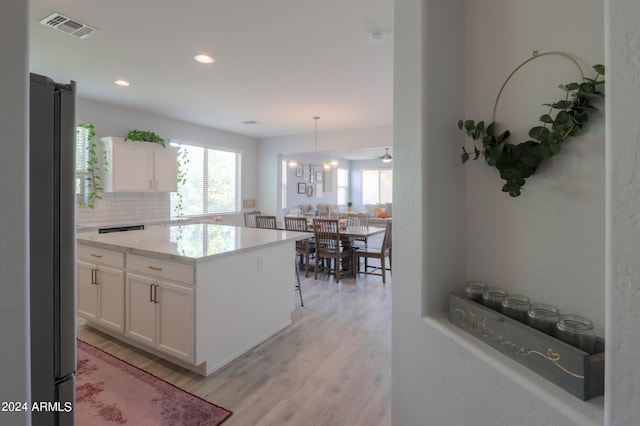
[0,2,30,424]
[75,98,258,225]
[283,152,346,213]
[464,0,605,336]
[605,1,640,423]
[393,0,639,425]
[258,125,393,216]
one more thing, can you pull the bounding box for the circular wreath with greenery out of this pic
[458,63,605,197]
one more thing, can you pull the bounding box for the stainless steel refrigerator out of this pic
[30,73,76,426]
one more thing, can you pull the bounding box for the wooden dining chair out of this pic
[284,216,314,278]
[255,215,277,229]
[244,210,261,227]
[313,218,354,283]
[354,220,392,284]
[346,213,369,249]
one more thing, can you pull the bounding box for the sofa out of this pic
[364,203,392,219]
[363,203,392,225]
[288,202,392,226]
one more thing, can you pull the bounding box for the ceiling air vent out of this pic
[39,13,97,39]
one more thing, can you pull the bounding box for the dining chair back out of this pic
[346,213,369,251]
[244,210,261,227]
[284,217,314,278]
[255,215,278,229]
[313,218,354,283]
[354,220,392,284]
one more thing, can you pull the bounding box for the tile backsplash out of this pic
[76,192,171,224]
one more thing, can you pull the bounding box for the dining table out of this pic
[304,222,385,276]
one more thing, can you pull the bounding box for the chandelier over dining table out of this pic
[288,116,338,170]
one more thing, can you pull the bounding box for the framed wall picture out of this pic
[316,171,323,182]
[307,185,314,197]
[310,173,315,183]
[297,182,306,194]
[295,165,303,177]
[315,183,323,198]
[310,164,315,173]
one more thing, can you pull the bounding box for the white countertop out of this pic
[77,223,312,264]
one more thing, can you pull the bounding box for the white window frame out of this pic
[281,159,287,209]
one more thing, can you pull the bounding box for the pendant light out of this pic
[288,116,338,170]
[380,147,393,163]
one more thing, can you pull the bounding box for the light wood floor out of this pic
[77,261,391,426]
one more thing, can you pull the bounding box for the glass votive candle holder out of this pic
[465,281,488,302]
[482,287,508,312]
[556,314,596,354]
[501,294,530,323]
[527,303,560,336]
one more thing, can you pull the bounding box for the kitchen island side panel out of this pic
[194,241,296,373]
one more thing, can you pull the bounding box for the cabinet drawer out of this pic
[77,244,124,269]
[127,254,194,284]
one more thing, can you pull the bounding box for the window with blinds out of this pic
[170,143,241,216]
[361,169,393,205]
[337,168,348,205]
[75,126,90,198]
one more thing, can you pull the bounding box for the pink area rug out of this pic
[76,339,232,425]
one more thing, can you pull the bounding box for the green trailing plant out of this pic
[458,64,605,197]
[78,123,103,208]
[173,147,190,218]
[125,130,165,148]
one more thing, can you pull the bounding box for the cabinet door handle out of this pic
[147,266,163,271]
[153,284,160,304]
[91,268,99,285]
[90,253,103,258]
[149,283,154,302]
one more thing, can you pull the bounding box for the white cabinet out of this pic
[125,255,194,363]
[100,136,178,192]
[77,245,125,333]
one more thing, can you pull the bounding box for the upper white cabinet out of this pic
[100,136,178,192]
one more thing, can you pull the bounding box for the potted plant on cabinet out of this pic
[125,130,165,148]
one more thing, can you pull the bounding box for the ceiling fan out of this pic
[380,148,393,163]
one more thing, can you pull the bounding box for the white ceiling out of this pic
[29,0,394,139]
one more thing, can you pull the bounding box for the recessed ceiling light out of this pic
[114,80,130,87]
[194,54,214,64]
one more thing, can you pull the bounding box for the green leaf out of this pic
[539,114,553,124]
[496,130,510,143]
[554,110,570,126]
[549,143,562,155]
[593,64,605,75]
[486,122,495,136]
[529,126,549,142]
[464,120,474,131]
[457,120,464,129]
[551,100,573,109]
[473,147,481,160]
[559,83,580,93]
[538,143,553,159]
[500,169,522,179]
[461,151,470,163]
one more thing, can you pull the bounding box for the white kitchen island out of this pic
[76,223,311,376]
